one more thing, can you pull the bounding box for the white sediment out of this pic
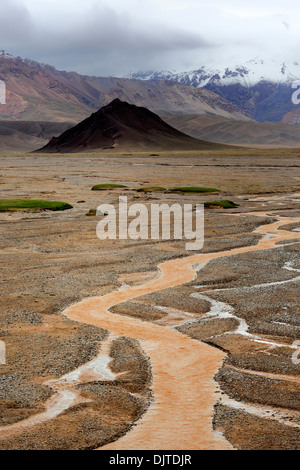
[190,259,300,350]
[1,209,299,447]
[196,260,300,293]
[0,334,119,439]
[0,390,77,437]
[46,333,118,387]
[219,392,300,429]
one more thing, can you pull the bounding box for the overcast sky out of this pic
[1,0,300,76]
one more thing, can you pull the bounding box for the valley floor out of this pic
[0,151,299,450]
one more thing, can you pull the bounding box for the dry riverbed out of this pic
[0,152,299,450]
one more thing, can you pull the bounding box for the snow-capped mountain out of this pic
[129,59,300,123]
[129,58,300,88]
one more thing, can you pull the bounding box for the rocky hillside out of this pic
[0,52,248,122]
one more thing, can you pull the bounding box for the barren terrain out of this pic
[0,151,299,450]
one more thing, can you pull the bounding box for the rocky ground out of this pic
[0,151,299,449]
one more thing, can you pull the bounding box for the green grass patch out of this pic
[168,186,219,194]
[204,200,239,209]
[92,184,128,191]
[137,186,166,193]
[0,199,73,212]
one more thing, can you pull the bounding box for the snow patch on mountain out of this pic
[129,58,300,88]
[0,50,14,60]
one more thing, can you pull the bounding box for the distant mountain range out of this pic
[129,58,300,123]
[1,51,300,152]
[1,51,299,125]
[163,114,300,148]
[0,121,72,152]
[130,58,300,87]
[0,51,247,123]
[37,99,225,153]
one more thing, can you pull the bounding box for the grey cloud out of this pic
[4,0,295,77]
[1,3,211,76]
[0,0,34,43]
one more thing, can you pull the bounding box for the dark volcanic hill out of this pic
[36,99,225,152]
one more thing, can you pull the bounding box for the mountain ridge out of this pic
[129,58,300,88]
[129,58,300,123]
[0,52,249,122]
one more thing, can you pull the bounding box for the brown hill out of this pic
[36,99,226,153]
[164,114,300,148]
[0,121,72,152]
[0,55,91,122]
